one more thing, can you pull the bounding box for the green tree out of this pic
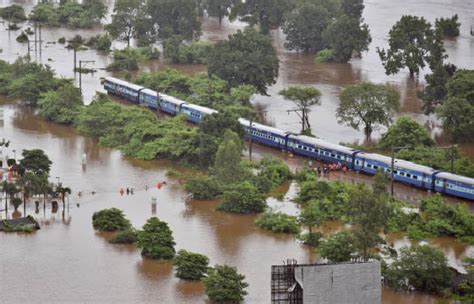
[217,182,267,214]
[0,5,27,22]
[205,0,232,24]
[137,217,176,260]
[66,35,86,70]
[341,0,364,19]
[207,27,279,95]
[19,149,52,175]
[337,82,400,139]
[229,0,293,34]
[435,14,460,38]
[349,184,391,261]
[319,232,356,263]
[298,200,324,246]
[379,116,434,149]
[203,265,248,303]
[146,0,201,40]
[92,208,132,231]
[256,210,300,234]
[378,15,445,77]
[106,48,145,72]
[1,181,20,202]
[420,63,457,114]
[55,185,71,207]
[446,69,474,103]
[38,82,83,125]
[282,2,331,53]
[213,130,243,184]
[106,0,153,47]
[279,86,321,134]
[386,245,452,293]
[437,97,474,143]
[173,250,210,280]
[323,15,371,63]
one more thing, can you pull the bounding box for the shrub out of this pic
[58,37,66,44]
[139,46,161,60]
[106,48,143,71]
[185,175,222,200]
[173,250,210,280]
[109,229,138,244]
[137,217,176,260]
[85,34,112,52]
[256,211,300,234]
[217,182,267,214]
[298,232,323,247]
[315,48,335,63]
[16,32,29,43]
[385,245,452,293]
[92,208,131,231]
[318,232,356,263]
[203,265,248,303]
[163,36,211,64]
[0,5,27,22]
[11,197,22,210]
[435,14,460,38]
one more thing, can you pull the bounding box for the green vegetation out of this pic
[279,86,321,135]
[337,82,400,139]
[85,34,112,52]
[11,197,22,211]
[173,250,210,280]
[163,37,212,64]
[19,149,52,175]
[283,0,370,63]
[109,229,138,244]
[318,232,355,262]
[16,31,29,43]
[256,211,300,234]
[205,0,232,24]
[435,14,460,38]
[207,27,279,95]
[38,81,83,125]
[217,182,267,214]
[384,245,452,293]
[379,116,434,149]
[29,0,107,28]
[203,264,248,303]
[137,217,176,260]
[92,208,132,232]
[0,5,27,22]
[378,15,445,77]
[1,220,36,233]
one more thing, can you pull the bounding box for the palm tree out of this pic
[66,35,87,71]
[56,185,71,208]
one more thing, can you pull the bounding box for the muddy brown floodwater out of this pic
[1,0,474,303]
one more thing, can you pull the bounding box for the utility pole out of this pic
[78,60,95,93]
[26,38,42,62]
[249,110,268,161]
[390,145,408,197]
[287,107,309,134]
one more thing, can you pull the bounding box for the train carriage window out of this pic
[413,176,418,180]
[373,165,378,169]
[406,173,411,178]
[400,172,405,176]
[331,153,335,157]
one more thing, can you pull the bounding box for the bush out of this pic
[217,182,267,214]
[185,175,222,200]
[255,211,300,234]
[109,229,138,244]
[315,48,335,63]
[16,32,29,43]
[58,37,66,44]
[379,116,434,149]
[0,5,27,22]
[163,36,211,64]
[85,34,112,52]
[203,265,248,303]
[318,232,356,263]
[298,232,323,247]
[106,48,143,71]
[435,14,460,38]
[385,245,452,293]
[173,250,210,280]
[139,46,161,60]
[11,197,22,210]
[137,217,176,260]
[92,208,131,232]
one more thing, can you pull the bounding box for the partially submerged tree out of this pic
[379,116,434,149]
[337,82,400,140]
[66,35,87,70]
[19,149,52,175]
[92,208,132,231]
[173,250,209,280]
[378,15,445,77]
[205,0,232,24]
[137,217,176,260]
[435,14,461,38]
[203,265,248,303]
[279,86,321,135]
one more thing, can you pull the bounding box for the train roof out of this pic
[104,77,144,91]
[141,88,157,96]
[159,93,186,106]
[182,103,218,115]
[247,121,289,137]
[437,172,474,185]
[360,152,437,175]
[291,135,358,155]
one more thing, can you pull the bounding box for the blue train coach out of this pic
[240,119,291,150]
[434,172,474,200]
[139,88,159,109]
[180,103,217,123]
[104,77,144,103]
[158,93,186,115]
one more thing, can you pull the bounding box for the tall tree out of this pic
[213,130,243,184]
[137,217,176,259]
[336,82,400,140]
[282,2,331,53]
[437,97,474,143]
[420,63,457,114]
[207,27,279,95]
[205,0,232,24]
[377,15,445,77]
[106,0,153,47]
[38,81,83,125]
[279,86,321,134]
[341,0,364,19]
[323,15,371,63]
[146,0,201,40]
[229,0,293,34]
[379,116,434,149]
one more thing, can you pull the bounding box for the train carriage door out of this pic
[442,179,447,193]
[422,173,426,189]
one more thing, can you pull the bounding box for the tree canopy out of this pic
[279,86,322,134]
[137,217,176,260]
[38,81,83,125]
[19,149,52,175]
[336,82,400,139]
[92,208,132,232]
[378,15,445,77]
[379,116,434,149]
[203,265,248,303]
[207,27,279,95]
[173,250,209,280]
